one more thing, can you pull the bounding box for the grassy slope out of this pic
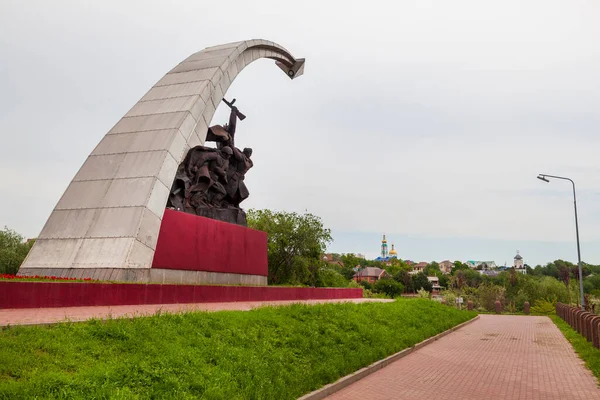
[551,315,600,383]
[0,299,475,399]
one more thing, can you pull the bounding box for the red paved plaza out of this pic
[327,315,600,400]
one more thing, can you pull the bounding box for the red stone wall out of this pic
[0,281,363,309]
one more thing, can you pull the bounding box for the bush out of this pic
[518,276,569,306]
[460,286,481,309]
[478,284,506,312]
[373,279,404,298]
[347,280,361,289]
[530,298,556,315]
[316,267,350,288]
[416,289,430,299]
[362,289,389,299]
[441,290,456,306]
[359,280,373,290]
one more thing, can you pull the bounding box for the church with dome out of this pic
[375,234,398,262]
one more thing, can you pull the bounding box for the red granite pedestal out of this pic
[2,209,363,309]
[150,209,268,285]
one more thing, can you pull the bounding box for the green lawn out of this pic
[0,299,475,399]
[551,315,600,383]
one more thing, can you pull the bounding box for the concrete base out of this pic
[17,267,267,285]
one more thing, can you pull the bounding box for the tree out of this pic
[393,270,414,293]
[316,267,349,288]
[424,262,440,276]
[451,261,469,273]
[247,209,332,285]
[339,253,362,280]
[0,227,34,275]
[411,272,433,292]
[373,279,404,298]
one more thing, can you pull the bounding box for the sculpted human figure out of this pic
[186,146,232,209]
[226,147,253,208]
[167,98,251,225]
[168,146,232,211]
[206,100,242,148]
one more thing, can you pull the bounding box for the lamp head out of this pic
[537,175,549,183]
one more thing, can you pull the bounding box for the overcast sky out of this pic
[1,0,599,266]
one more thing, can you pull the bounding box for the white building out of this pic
[465,260,497,270]
[513,251,526,274]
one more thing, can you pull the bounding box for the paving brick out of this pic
[326,315,600,400]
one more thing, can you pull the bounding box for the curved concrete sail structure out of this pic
[19,39,305,281]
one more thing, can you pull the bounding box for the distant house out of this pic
[321,254,345,268]
[322,254,334,262]
[427,276,442,296]
[353,267,391,284]
[439,260,453,274]
[409,262,428,275]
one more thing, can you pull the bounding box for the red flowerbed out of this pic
[0,274,94,282]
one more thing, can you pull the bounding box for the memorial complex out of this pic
[17,40,306,286]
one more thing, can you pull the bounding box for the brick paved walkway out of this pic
[0,298,391,327]
[327,315,600,400]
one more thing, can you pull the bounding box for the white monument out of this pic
[19,40,305,282]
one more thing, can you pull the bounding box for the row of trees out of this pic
[248,209,600,306]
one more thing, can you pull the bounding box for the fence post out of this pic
[594,318,600,349]
[495,300,502,314]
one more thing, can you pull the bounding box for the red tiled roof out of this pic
[354,267,389,278]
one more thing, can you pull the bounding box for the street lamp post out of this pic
[537,174,585,310]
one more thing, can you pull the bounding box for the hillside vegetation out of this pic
[0,299,475,399]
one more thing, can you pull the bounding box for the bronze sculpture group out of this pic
[167,99,253,226]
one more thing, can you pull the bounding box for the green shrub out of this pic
[530,298,556,315]
[478,284,506,312]
[460,286,480,309]
[359,280,373,290]
[416,289,430,299]
[316,267,350,288]
[347,280,361,289]
[363,289,389,299]
[441,290,456,306]
[373,279,404,298]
